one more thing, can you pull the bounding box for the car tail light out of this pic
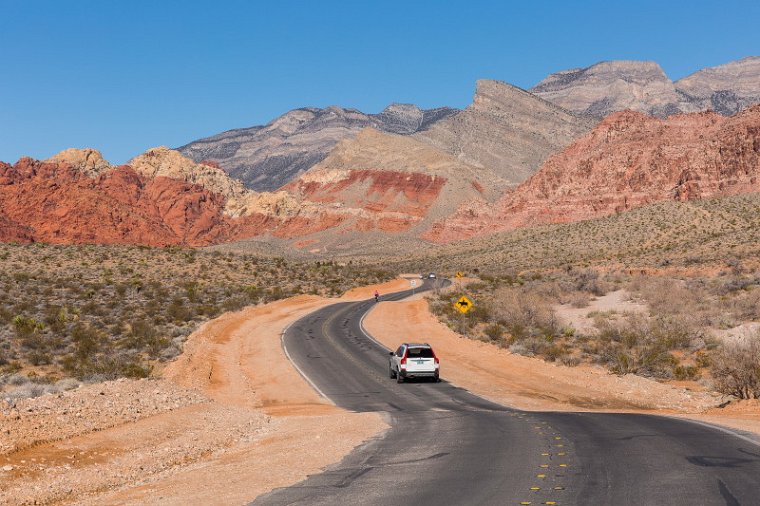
[431,348,439,365]
[400,349,408,368]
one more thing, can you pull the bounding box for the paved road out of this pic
[253,281,760,506]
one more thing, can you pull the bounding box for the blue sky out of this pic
[1,0,759,163]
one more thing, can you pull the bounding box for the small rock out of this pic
[2,465,13,471]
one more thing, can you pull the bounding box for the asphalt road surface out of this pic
[253,280,760,506]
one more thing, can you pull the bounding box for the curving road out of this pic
[253,281,760,506]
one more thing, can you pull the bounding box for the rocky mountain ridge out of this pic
[178,103,458,191]
[426,105,760,242]
[414,79,596,184]
[532,56,760,118]
[0,141,497,248]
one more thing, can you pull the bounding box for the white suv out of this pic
[389,343,440,383]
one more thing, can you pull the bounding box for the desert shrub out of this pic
[12,315,44,340]
[0,244,393,385]
[712,333,760,399]
[673,365,700,380]
[595,313,701,378]
[567,291,592,308]
[483,323,505,342]
[568,268,610,296]
[493,287,559,341]
[167,298,193,323]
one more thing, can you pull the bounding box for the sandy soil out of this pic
[553,289,647,335]
[0,279,408,506]
[363,297,760,437]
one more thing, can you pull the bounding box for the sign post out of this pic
[411,278,417,295]
[455,271,464,291]
[454,295,473,338]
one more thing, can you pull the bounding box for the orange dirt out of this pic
[0,282,398,505]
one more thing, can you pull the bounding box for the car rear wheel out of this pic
[396,371,404,383]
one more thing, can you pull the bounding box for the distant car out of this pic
[428,272,436,279]
[389,343,440,383]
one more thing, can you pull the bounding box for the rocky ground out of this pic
[0,279,407,505]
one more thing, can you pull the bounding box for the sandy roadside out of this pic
[363,296,760,437]
[0,277,409,506]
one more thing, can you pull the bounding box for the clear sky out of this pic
[1,0,759,163]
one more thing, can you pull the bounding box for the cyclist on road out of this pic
[374,290,380,302]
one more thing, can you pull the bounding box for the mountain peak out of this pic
[675,57,760,115]
[46,148,111,177]
[533,57,760,118]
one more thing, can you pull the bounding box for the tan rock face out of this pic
[532,61,686,117]
[46,148,112,177]
[427,105,760,242]
[125,146,300,219]
[414,80,595,184]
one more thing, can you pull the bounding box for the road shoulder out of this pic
[363,296,760,437]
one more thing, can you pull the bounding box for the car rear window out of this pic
[407,347,434,358]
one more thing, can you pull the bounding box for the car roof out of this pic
[404,343,431,348]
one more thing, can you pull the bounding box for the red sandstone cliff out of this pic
[0,158,232,247]
[426,106,760,242]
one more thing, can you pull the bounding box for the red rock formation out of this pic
[0,158,233,247]
[284,169,446,218]
[0,213,34,243]
[427,106,760,242]
[0,152,453,247]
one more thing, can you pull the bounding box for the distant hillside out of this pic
[396,192,760,274]
[532,56,760,118]
[177,104,458,191]
[427,105,760,242]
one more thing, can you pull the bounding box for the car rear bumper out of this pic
[400,370,439,378]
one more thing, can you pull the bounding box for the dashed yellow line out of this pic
[536,473,546,478]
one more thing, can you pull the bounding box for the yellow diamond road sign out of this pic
[455,271,464,279]
[455,296,473,314]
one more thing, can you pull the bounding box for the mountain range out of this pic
[532,56,760,118]
[2,56,759,254]
[178,104,458,192]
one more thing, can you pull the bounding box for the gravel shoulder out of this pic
[363,296,760,436]
[0,278,409,505]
